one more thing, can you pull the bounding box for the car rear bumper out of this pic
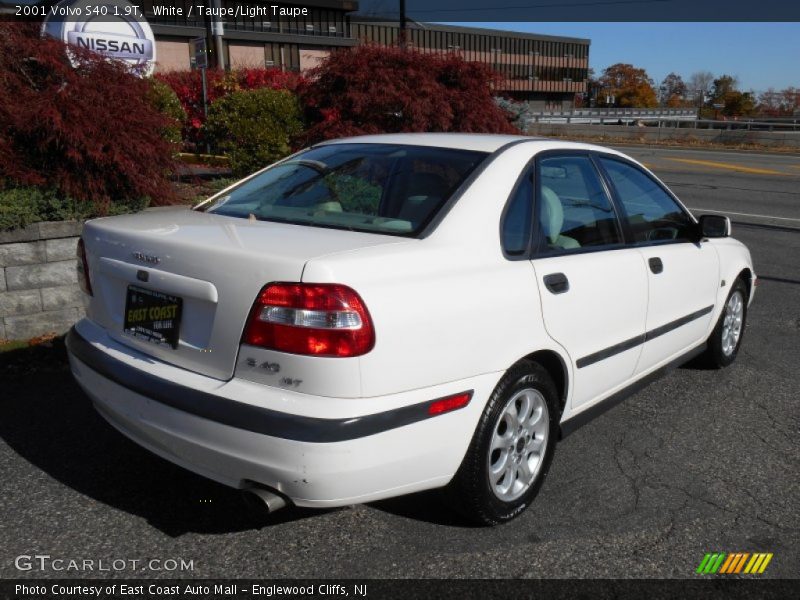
[66,319,498,507]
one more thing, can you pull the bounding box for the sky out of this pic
[445,22,800,93]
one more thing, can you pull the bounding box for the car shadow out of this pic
[368,490,478,528]
[0,338,337,537]
[680,357,717,371]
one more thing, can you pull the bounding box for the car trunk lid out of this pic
[82,208,406,380]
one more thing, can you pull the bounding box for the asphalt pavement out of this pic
[1,145,798,580]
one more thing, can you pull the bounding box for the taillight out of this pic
[76,238,92,296]
[243,283,375,357]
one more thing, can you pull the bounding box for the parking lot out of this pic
[1,145,798,579]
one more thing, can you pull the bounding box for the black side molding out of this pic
[576,333,645,369]
[65,328,472,443]
[560,343,707,438]
[576,305,714,369]
[646,305,714,342]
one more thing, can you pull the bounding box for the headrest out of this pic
[540,186,564,244]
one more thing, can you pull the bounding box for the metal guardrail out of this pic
[534,116,800,131]
[531,108,698,124]
[683,118,800,132]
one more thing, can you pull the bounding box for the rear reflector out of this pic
[428,392,473,416]
[243,283,375,357]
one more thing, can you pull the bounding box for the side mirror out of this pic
[698,214,731,238]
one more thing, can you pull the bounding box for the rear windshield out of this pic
[201,143,488,236]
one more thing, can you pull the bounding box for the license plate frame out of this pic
[123,285,183,349]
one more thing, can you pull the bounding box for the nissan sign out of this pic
[41,0,156,76]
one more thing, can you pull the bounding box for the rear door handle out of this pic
[543,273,569,294]
[648,257,664,274]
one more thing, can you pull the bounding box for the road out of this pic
[1,145,798,580]
[612,145,800,227]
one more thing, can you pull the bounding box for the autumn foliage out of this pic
[156,68,305,145]
[298,45,518,145]
[597,63,658,108]
[0,22,177,208]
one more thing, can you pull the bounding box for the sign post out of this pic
[712,102,725,122]
[190,37,210,153]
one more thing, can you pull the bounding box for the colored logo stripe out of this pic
[698,552,773,574]
[719,553,736,573]
[696,553,726,574]
[721,553,747,574]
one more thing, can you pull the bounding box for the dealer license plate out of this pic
[123,285,182,349]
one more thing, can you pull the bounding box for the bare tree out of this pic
[758,88,781,115]
[659,72,687,106]
[688,70,714,104]
[782,87,800,114]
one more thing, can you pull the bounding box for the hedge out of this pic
[204,88,304,177]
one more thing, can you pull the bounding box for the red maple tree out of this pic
[0,22,177,208]
[298,45,518,145]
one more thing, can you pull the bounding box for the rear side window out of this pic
[534,155,622,255]
[598,157,695,243]
[502,166,534,256]
[203,144,488,237]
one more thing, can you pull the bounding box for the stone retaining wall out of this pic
[0,221,84,341]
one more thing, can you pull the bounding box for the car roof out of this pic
[317,132,614,155]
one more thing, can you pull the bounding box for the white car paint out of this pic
[67,134,755,509]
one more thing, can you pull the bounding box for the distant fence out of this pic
[530,108,698,124]
[666,118,800,132]
[529,109,800,132]
[527,122,800,148]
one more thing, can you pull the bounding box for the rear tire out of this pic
[444,360,559,526]
[703,278,748,368]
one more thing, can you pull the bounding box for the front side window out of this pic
[202,144,488,237]
[534,155,622,255]
[598,157,695,243]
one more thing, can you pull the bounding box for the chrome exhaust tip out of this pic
[242,485,289,514]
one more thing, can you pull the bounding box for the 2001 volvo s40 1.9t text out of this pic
[67,134,755,524]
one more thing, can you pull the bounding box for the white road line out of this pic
[688,207,800,223]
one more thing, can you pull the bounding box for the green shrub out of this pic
[324,174,382,214]
[104,196,151,216]
[204,88,304,177]
[146,78,187,146]
[0,188,43,231]
[0,187,149,231]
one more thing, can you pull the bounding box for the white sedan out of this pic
[67,134,755,524]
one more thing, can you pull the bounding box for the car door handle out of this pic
[648,257,664,274]
[543,273,570,294]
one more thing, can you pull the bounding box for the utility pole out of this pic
[399,0,407,48]
[210,0,225,69]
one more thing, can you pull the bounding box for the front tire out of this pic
[444,360,559,526]
[704,277,748,368]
